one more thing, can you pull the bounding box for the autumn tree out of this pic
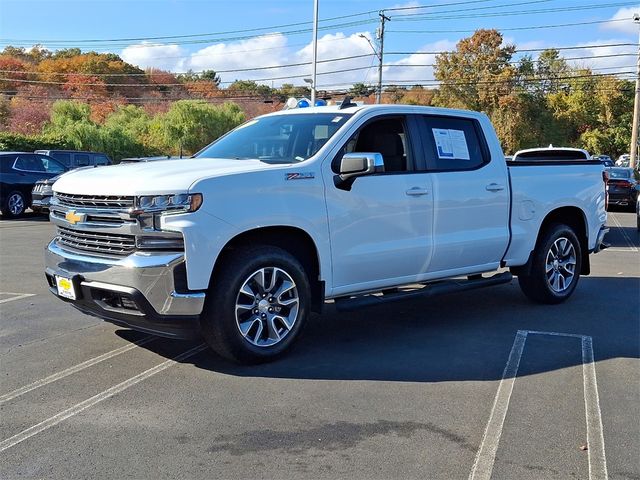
[228,80,273,97]
[349,82,374,98]
[434,29,516,113]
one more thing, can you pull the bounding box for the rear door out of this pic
[417,114,510,274]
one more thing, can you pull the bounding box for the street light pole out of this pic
[310,0,319,105]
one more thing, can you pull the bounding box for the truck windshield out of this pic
[195,113,352,163]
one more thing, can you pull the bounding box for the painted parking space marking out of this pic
[0,336,155,405]
[0,343,207,453]
[0,293,36,304]
[468,330,608,480]
[608,215,638,252]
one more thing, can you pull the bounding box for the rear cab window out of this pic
[418,115,489,171]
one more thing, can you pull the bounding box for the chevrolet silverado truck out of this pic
[44,104,608,363]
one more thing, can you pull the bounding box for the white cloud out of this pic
[120,42,186,72]
[565,39,636,76]
[388,1,423,16]
[383,39,456,85]
[293,32,379,88]
[186,33,290,81]
[603,6,640,35]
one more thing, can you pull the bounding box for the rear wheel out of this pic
[517,223,582,304]
[1,191,26,219]
[201,246,311,364]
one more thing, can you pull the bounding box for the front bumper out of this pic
[31,194,51,211]
[45,240,205,339]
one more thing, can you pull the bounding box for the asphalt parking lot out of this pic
[0,211,638,480]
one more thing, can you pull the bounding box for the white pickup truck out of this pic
[45,104,608,363]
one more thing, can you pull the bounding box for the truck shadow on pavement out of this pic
[119,275,639,383]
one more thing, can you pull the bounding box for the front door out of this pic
[324,115,434,296]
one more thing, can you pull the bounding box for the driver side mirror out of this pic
[334,153,384,191]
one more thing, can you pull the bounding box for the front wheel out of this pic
[517,223,582,304]
[201,246,311,364]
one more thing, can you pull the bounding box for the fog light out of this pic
[136,236,184,250]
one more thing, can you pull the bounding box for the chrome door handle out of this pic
[406,187,430,196]
[486,183,505,192]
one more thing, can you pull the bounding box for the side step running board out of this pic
[334,272,513,312]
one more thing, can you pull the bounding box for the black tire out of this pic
[1,190,26,219]
[517,223,582,304]
[201,245,311,364]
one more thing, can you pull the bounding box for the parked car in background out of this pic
[512,147,591,162]
[34,150,112,169]
[31,174,64,214]
[0,152,67,218]
[31,152,112,214]
[615,154,631,167]
[592,154,614,167]
[636,195,640,231]
[605,167,638,210]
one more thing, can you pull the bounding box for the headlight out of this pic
[134,193,202,214]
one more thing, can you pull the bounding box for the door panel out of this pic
[418,115,510,273]
[325,173,433,289]
[324,115,434,293]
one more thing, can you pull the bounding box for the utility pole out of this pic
[376,11,390,104]
[310,0,319,105]
[630,13,640,169]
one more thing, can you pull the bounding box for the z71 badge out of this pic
[285,172,315,180]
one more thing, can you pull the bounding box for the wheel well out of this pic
[212,226,324,312]
[517,206,590,276]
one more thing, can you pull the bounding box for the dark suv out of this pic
[0,152,67,218]
[34,150,111,169]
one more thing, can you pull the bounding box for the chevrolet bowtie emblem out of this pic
[65,210,86,225]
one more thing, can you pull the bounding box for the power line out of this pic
[392,1,638,22]
[2,66,634,90]
[3,52,630,77]
[0,47,633,79]
[388,18,629,34]
[0,0,533,44]
[1,1,629,49]
[387,43,639,56]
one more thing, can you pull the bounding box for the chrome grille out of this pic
[56,226,136,256]
[55,192,134,209]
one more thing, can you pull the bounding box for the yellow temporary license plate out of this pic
[55,276,76,300]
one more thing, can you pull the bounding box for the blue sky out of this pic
[0,0,638,88]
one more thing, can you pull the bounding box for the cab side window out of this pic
[15,154,44,172]
[345,117,411,173]
[419,115,488,171]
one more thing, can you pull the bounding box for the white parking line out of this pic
[0,337,155,405]
[609,215,638,252]
[0,293,36,304]
[0,343,207,453]
[582,336,608,480]
[468,330,527,480]
[468,330,608,480]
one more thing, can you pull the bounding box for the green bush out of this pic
[0,131,73,152]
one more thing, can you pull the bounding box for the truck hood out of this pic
[52,157,276,196]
